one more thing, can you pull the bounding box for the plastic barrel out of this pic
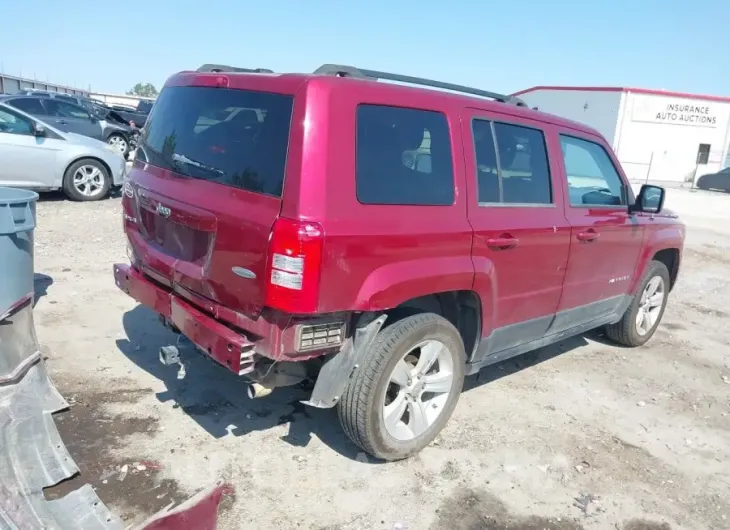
[0,188,39,318]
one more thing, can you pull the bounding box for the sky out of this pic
[1,0,728,97]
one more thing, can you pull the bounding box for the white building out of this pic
[514,86,730,184]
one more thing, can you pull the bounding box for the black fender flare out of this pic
[301,312,387,409]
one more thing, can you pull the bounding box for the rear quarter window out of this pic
[356,104,454,205]
[140,86,294,197]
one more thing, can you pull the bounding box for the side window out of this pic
[471,119,552,205]
[559,135,626,207]
[46,100,91,120]
[9,98,46,115]
[356,104,454,205]
[471,119,499,203]
[0,108,33,135]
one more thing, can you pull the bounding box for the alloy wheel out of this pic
[382,339,455,441]
[636,276,665,335]
[73,165,105,197]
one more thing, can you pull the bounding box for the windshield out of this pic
[139,86,294,197]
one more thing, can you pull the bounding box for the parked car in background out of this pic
[696,167,730,192]
[0,95,134,157]
[0,102,125,201]
[107,104,148,128]
[114,63,685,461]
[17,90,99,112]
[135,99,154,115]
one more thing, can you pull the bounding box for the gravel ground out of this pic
[31,187,730,529]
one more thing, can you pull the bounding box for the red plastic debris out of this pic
[139,483,233,530]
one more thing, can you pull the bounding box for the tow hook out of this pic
[159,344,186,379]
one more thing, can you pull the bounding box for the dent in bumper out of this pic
[113,264,256,375]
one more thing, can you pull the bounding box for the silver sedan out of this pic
[0,102,126,201]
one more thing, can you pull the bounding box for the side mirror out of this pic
[90,115,98,124]
[31,122,46,137]
[631,184,665,214]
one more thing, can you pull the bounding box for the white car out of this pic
[0,102,126,201]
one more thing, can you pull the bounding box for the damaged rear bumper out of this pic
[113,263,257,375]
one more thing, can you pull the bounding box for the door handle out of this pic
[576,229,599,242]
[486,235,519,250]
[55,119,68,125]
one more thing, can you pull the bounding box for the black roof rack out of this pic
[196,64,274,74]
[313,64,527,107]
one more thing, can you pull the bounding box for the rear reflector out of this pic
[296,321,345,351]
[265,218,324,314]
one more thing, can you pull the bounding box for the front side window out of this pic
[471,119,552,205]
[356,105,454,205]
[9,98,46,115]
[0,108,33,135]
[560,135,626,207]
[45,100,91,120]
[140,86,294,197]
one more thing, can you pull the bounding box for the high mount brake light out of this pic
[265,218,324,314]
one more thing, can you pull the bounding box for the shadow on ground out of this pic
[117,305,599,462]
[33,273,53,306]
[37,189,122,202]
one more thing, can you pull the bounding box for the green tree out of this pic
[126,82,158,98]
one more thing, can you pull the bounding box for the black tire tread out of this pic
[605,260,669,347]
[337,313,463,460]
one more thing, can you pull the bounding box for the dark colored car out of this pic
[107,104,148,128]
[113,63,685,461]
[697,167,730,192]
[0,95,134,156]
[17,90,100,113]
[136,99,154,114]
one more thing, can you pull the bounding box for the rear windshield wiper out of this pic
[171,153,224,177]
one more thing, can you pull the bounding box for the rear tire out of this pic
[337,313,466,461]
[605,260,670,347]
[63,158,111,202]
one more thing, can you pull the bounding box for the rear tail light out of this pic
[265,218,324,314]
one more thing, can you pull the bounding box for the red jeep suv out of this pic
[114,63,685,460]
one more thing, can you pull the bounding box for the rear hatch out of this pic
[124,78,296,316]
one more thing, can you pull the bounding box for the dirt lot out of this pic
[32,187,730,529]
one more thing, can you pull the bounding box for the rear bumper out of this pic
[113,263,258,374]
[113,263,343,375]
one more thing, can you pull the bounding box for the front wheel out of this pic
[63,158,111,201]
[605,260,670,347]
[337,313,466,461]
[107,134,129,157]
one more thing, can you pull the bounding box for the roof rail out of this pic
[313,64,527,107]
[196,64,274,74]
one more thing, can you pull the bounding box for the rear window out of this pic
[356,104,454,205]
[139,86,294,197]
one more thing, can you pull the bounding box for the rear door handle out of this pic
[577,229,599,242]
[55,119,68,125]
[486,235,519,250]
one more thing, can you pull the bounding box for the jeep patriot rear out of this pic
[114,63,685,460]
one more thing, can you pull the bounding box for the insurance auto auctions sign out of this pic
[631,95,720,128]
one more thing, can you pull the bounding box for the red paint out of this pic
[115,69,684,376]
[140,483,233,530]
[513,85,730,104]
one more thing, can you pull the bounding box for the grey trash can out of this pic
[0,187,39,319]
